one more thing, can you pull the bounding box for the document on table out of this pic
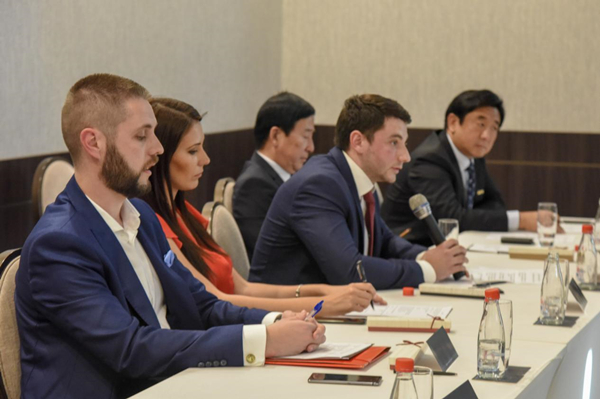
[469,244,510,254]
[346,304,453,319]
[272,343,372,360]
[470,267,543,284]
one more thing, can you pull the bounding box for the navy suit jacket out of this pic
[16,178,267,399]
[249,147,427,289]
[381,130,508,246]
[233,152,284,260]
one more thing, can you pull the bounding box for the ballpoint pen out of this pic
[305,300,324,321]
[356,260,375,310]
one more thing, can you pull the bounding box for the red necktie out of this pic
[363,191,375,256]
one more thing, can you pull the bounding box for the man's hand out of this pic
[265,317,326,358]
[520,211,565,233]
[518,211,538,231]
[421,239,468,281]
[319,283,386,316]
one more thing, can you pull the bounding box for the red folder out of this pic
[265,346,390,369]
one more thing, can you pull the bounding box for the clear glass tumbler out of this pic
[537,202,558,247]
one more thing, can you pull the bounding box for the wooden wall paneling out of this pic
[1,127,599,252]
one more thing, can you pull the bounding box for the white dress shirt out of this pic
[87,197,279,366]
[342,152,436,283]
[257,151,291,182]
[446,134,519,231]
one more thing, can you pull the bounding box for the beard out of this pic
[101,141,157,198]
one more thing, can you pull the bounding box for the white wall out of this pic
[0,0,282,160]
[282,0,600,133]
[3,0,599,161]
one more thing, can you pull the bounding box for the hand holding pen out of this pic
[356,260,375,310]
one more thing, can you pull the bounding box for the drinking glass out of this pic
[559,259,570,310]
[413,366,434,399]
[498,299,513,369]
[537,202,558,247]
[439,219,459,241]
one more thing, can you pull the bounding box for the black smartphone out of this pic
[307,373,383,386]
[500,236,535,245]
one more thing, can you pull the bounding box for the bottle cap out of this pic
[395,357,414,373]
[403,287,414,296]
[583,225,593,234]
[484,288,501,302]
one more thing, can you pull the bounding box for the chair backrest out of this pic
[223,182,235,213]
[202,202,250,280]
[213,177,235,213]
[32,157,74,221]
[0,249,21,399]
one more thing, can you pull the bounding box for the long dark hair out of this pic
[144,97,224,280]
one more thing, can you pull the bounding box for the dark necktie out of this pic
[363,191,375,256]
[466,160,476,209]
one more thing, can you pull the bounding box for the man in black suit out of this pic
[233,92,315,259]
[381,90,539,246]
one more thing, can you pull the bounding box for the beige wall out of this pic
[3,0,599,161]
[0,0,282,160]
[282,0,600,134]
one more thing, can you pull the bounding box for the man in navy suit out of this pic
[381,90,541,245]
[250,94,468,289]
[234,92,315,259]
[15,74,325,398]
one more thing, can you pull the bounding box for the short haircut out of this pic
[445,89,505,129]
[334,94,412,150]
[61,73,151,163]
[254,92,315,149]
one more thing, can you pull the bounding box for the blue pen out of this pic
[305,300,324,321]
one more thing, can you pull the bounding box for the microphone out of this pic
[409,194,465,280]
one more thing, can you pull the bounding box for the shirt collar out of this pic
[87,196,141,245]
[446,131,473,171]
[342,151,375,198]
[257,151,291,182]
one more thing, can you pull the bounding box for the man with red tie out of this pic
[250,94,468,289]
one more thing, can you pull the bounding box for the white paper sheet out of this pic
[346,304,453,319]
[272,342,372,360]
[469,244,510,254]
[470,267,543,284]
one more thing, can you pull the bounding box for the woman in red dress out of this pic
[143,97,384,316]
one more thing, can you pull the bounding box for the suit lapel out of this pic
[329,147,367,253]
[90,226,162,328]
[136,226,202,330]
[252,152,284,186]
[66,177,161,328]
[439,131,468,207]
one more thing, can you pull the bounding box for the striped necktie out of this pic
[466,160,476,209]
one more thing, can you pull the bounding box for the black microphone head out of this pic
[409,194,432,220]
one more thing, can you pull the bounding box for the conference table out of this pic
[133,227,600,399]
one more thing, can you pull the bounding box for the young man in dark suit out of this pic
[381,90,540,246]
[249,94,467,290]
[15,74,325,399]
[233,92,315,259]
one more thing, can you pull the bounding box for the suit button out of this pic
[246,354,256,364]
[197,362,205,367]
[213,360,220,367]
[220,360,227,366]
[205,362,212,367]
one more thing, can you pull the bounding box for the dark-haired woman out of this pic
[144,97,385,317]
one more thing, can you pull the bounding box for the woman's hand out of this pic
[319,283,386,316]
